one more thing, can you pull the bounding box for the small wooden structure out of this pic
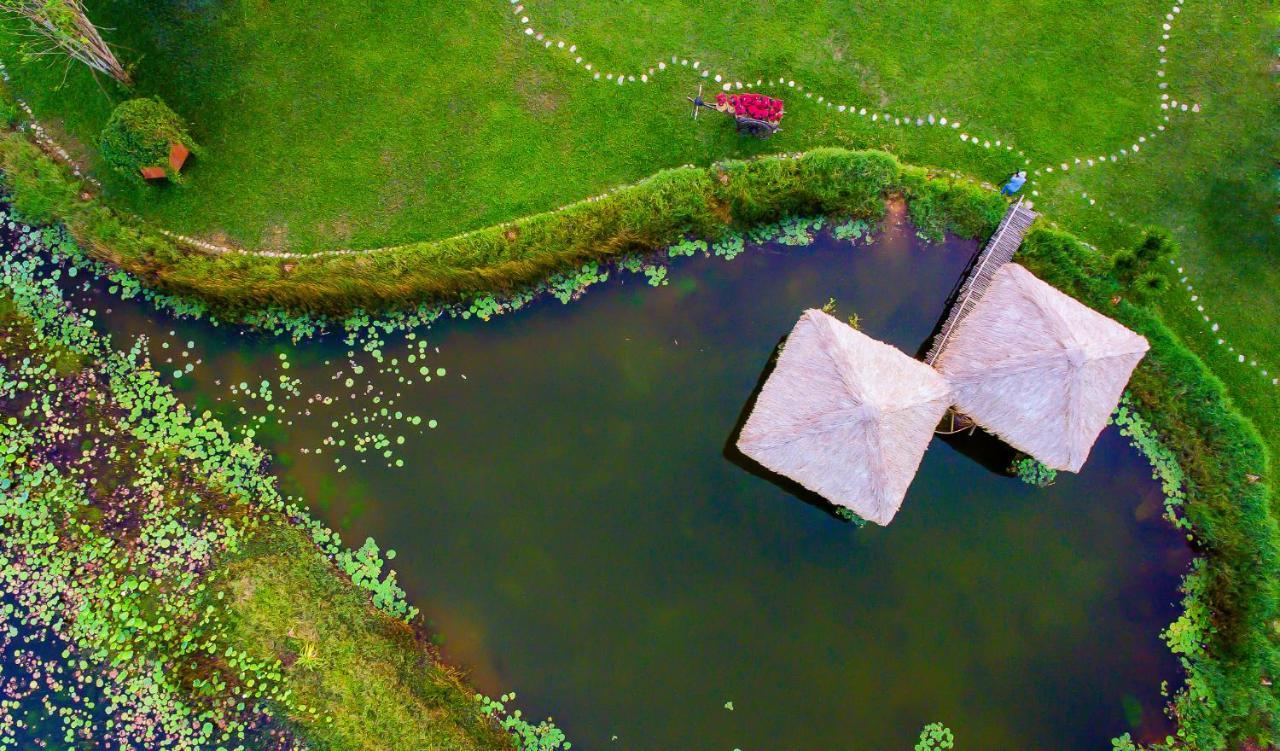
[139,141,191,181]
[925,197,1034,436]
[737,310,951,525]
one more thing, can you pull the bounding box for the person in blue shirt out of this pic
[1001,171,1027,196]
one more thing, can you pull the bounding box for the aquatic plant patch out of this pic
[0,253,529,748]
[1011,457,1058,488]
[1111,393,1190,533]
[0,284,292,747]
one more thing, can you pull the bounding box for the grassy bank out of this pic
[218,525,514,751]
[0,256,517,749]
[1019,230,1280,750]
[0,130,1003,313]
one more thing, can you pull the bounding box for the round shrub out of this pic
[1131,270,1172,305]
[1110,249,1140,284]
[99,97,199,183]
[1112,228,1179,285]
[1133,227,1179,267]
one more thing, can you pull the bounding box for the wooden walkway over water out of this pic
[924,197,1037,365]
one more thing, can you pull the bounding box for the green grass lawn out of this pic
[3,0,1168,252]
[1,0,1276,457]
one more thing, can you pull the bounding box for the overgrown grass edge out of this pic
[0,125,1002,315]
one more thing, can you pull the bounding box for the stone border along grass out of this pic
[505,0,1199,199]
[505,0,1217,234]
[1169,260,1278,388]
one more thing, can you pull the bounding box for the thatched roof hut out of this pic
[934,263,1149,472]
[737,310,952,525]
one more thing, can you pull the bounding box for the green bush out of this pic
[1134,226,1179,267]
[1111,249,1140,284]
[1113,227,1178,286]
[99,97,198,183]
[1131,270,1171,305]
[899,166,1006,242]
[0,136,1008,315]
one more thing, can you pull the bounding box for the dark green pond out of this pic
[91,215,1188,750]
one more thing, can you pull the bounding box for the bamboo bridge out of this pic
[924,197,1037,365]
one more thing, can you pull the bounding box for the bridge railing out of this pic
[924,197,1035,365]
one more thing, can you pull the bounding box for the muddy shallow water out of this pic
[86,216,1189,750]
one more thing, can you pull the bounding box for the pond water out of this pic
[85,214,1189,750]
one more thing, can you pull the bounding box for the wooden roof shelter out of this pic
[737,310,952,525]
[139,141,191,180]
[168,142,190,171]
[933,263,1149,472]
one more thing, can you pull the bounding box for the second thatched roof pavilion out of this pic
[934,263,1149,472]
[737,310,952,525]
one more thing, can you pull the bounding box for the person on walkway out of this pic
[1001,171,1027,196]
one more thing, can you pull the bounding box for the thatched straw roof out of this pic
[737,310,952,525]
[934,263,1149,472]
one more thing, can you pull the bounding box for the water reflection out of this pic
[82,217,1189,751]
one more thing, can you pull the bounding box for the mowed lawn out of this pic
[2,0,1277,457]
[2,0,1179,253]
